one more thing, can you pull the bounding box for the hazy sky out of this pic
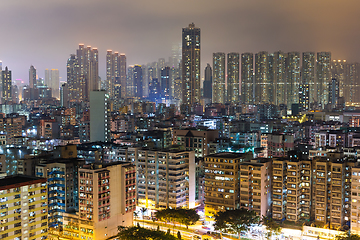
[1,0,359,83]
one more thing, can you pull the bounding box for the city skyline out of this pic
[1,0,360,82]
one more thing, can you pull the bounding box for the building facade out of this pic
[63,162,136,240]
[182,23,201,107]
[204,152,252,223]
[89,90,110,142]
[241,52,254,105]
[0,176,48,240]
[213,52,226,104]
[227,52,240,104]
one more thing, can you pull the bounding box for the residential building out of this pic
[267,133,294,157]
[2,66,12,103]
[45,69,60,99]
[271,157,312,222]
[273,51,286,106]
[66,44,99,103]
[351,166,360,234]
[241,52,254,105]
[75,162,135,240]
[172,128,219,157]
[35,155,84,228]
[227,52,240,104]
[204,152,252,223]
[106,50,119,98]
[119,54,127,99]
[90,90,110,142]
[313,154,353,229]
[0,113,25,145]
[182,23,201,107]
[160,66,171,101]
[203,63,212,101]
[302,52,316,105]
[136,149,196,210]
[317,52,331,108]
[239,158,271,217]
[0,175,48,240]
[286,52,300,108]
[133,65,143,99]
[255,52,269,104]
[213,52,226,104]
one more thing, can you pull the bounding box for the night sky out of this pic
[1,0,359,83]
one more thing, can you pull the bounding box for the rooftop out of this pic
[0,175,46,189]
[206,152,249,159]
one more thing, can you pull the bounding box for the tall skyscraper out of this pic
[160,66,171,101]
[349,63,360,103]
[2,66,12,102]
[29,65,39,100]
[158,58,166,80]
[182,23,200,107]
[212,52,225,104]
[331,59,348,99]
[286,52,300,108]
[90,90,110,142]
[67,44,99,103]
[316,52,331,107]
[127,66,134,98]
[255,51,269,104]
[267,53,275,104]
[170,66,180,98]
[119,54,127,99]
[29,65,36,89]
[171,43,182,68]
[227,52,240,104]
[241,53,254,105]
[142,65,149,98]
[273,51,286,106]
[299,84,310,112]
[203,63,212,100]
[60,83,69,107]
[51,69,60,99]
[173,78,182,102]
[106,50,119,98]
[149,78,160,102]
[77,44,98,101]
[133,65,143,98]
[45,69,60,99]
[66,54,79,105]
[302,52,315,106]
[328,78,339,109]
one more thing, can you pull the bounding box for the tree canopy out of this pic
[261,216,281,239]
[155,208,200,228]
[116,226,178,240]
[335,233,360,240]
[213,208,259,238]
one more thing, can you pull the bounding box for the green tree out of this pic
[335,233,360,240]
[177,209,200,229]
[116,226,178,240]
[213,208,259,239]
[155,209,171,225]
[261,216,281,239]
[155,208,200,229]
